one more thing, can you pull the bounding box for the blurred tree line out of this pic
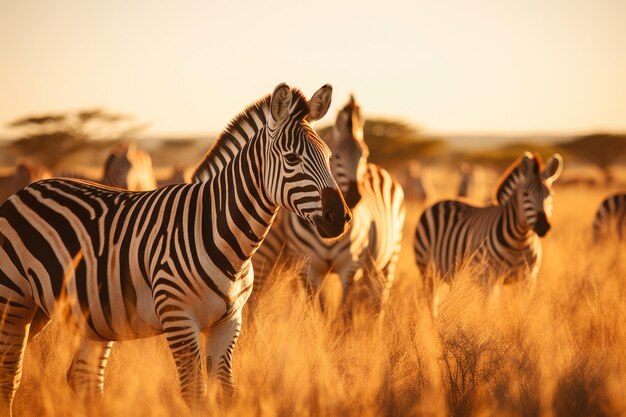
[3,107,625,187]
[559,133,626,185]
[3,109,146,168]
[463,133,626,186]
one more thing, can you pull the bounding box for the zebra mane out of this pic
[494,152,541,205]
[191,88,311,183]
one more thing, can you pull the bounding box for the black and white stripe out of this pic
[593,193,626,243]
[414,152,563,308]
[252,95,405,314]
[0,83,349,414]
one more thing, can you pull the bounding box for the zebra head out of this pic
[516,152,564,237]
[325,95,369,208]
[266,83,351,239]
[102,144,133,188]
[102,144,157,191]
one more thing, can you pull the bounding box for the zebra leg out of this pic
[339,265,361,306]
[163,319,205,410]
[380,248,402,307]
[66,338,113,401]
[205,312,242,405]
[371,255,401,318]
[336,265,361,324]
[302,267,325,310]
[0,295,36,417]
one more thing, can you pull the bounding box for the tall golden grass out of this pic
[11,186,626,417]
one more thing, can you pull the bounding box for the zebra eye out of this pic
[284,153,302,165]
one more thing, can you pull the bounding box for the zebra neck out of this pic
[198,141,279,275]
[502,193,532,242]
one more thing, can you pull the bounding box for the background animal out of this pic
[156,163,187,188]
[55,144,157,191]
[414,152,563,312]
[593,192,626,243]
[0,160,52,204]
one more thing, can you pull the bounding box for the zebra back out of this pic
[593,193,626,243]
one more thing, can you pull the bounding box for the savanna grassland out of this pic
[11,181,626,417]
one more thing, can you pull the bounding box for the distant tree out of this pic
[559,133,626,186]
[6,108,146,168]
[463,142,562,172]
[317,118,446,167]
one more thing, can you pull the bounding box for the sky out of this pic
[1,0,625,138]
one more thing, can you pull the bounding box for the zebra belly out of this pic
[46,273,163,341]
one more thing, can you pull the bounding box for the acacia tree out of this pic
[559,133,626,186]
[6,108,146,168]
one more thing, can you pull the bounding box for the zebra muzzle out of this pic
[315,187,351,239]
[533,211,550,237]
[343,180,362,208]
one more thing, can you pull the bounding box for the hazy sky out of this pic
[1,0,625,137]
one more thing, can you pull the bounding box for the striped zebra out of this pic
[57,143,157,191]
[593,193,626,243]
[101,143,157,190]
[0,83,350,415]
[457,162,474,198]
[414,152,563,310]
[0,160,52,205]
[252,95,405,314]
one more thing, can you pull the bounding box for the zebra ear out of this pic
[519,152,536,175]
[542,153,563,185]
[270,83,292,124]
[308,84,333,122]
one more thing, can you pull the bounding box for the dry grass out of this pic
[11,185,626,417]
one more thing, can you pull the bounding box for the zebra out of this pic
[101,143,157,190]
[57,143,158,191]
[593,193,626,243]
[0,82,350,415]
[457,162,474,198]
[414,152,563,311]
[157,163,187,188]
[0,160,52,205]
[251,95,405,315]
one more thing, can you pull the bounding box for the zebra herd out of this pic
[0,83,623,415]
